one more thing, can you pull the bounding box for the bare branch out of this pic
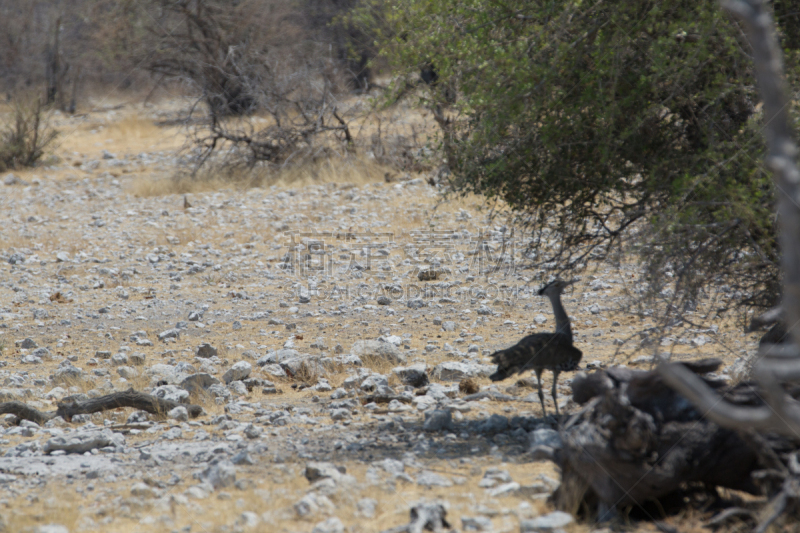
[0,389,204,425]
[722,0,800,342]
[747,305,784,332]
[659,0,800,439]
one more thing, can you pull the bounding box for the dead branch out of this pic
[56,389,204,421]
[658,362,800,435]
[659,0,800,444]
[0,389,204,425]
[332,106,353,145]
[746,305,784,332]
[0,401,52,425]
[361,393,412,405]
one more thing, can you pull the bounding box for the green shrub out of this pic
[357,0,800,312]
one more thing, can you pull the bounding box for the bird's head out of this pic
[537,279,576,297]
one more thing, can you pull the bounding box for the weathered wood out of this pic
[554,361,799,516]
[0,389,203,425]
[361,393,412,405]
[0,401,53,425]
[56,389,204,421]
[653,4,800,525]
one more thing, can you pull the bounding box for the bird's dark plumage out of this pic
[488,278,581,416]
[489,333,582,382]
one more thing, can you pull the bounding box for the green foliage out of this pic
[357,0,800,311]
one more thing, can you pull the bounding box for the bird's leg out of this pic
[551,370,560,416]
[536,369,546,417]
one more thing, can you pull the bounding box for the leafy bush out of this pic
[359,0,800,312]
[0,98,58,171]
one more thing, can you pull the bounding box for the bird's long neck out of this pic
[548,293,573,343]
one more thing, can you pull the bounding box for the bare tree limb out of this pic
[659,0,800,438]
[659,362,800,435]
[0,401,52,425]
[721,0,800,343]
[0,389,204,425]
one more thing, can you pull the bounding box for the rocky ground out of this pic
[0,100,762,533]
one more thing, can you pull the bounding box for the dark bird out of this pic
[489,279,582,416]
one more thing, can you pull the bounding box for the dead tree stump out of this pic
[553,359,798,519]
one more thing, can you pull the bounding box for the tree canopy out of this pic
[356,0,800,314]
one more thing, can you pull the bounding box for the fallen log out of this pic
[552,358,800,520]
[0,389,204,425]
[56,389,204,420]
[0,401,52,425]
[361,393,413,405]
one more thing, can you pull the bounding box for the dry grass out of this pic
[0,459,565,533]
[126,173,227,197]
[101,115,169,144]
[266,155,394,188]
[3,493,82,533]
[105,278,131,289]
[57,112,184,160]
[360,353,400,376]
[54,374,97,393]
[187,385,217,410]
[126,154,396,198]
[160,227,202,247]
[125,373,154,394]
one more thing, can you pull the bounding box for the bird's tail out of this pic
[489,346,527,382]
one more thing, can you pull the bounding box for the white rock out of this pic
[520,511,574,531]
[416,471,453,487]
[223,361,252,384]
[168,406,189,421]
[312,518,344,533]
[130,482,158,498]
[486,482,520,497]
[44,429,124,454]
[432,361,494,381]
[351,340,406,364]
[202,460,236,489]
[357,498,377,518]
[34,526,69,533]
[294,492,334,518]
[152,384,189,403]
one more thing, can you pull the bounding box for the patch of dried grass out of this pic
[125,373,153,393]
[126,173,229,197]
[104,277,131,289]
[288,359,324,386]
[55,374,96,393]
[187,386,217,411]
[102,115,165,143]
[3,493,81,533]
[126,154,395,198]
[359,354,397,375]
[160,226,201,247]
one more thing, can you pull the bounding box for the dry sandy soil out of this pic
[0,96,764,533]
